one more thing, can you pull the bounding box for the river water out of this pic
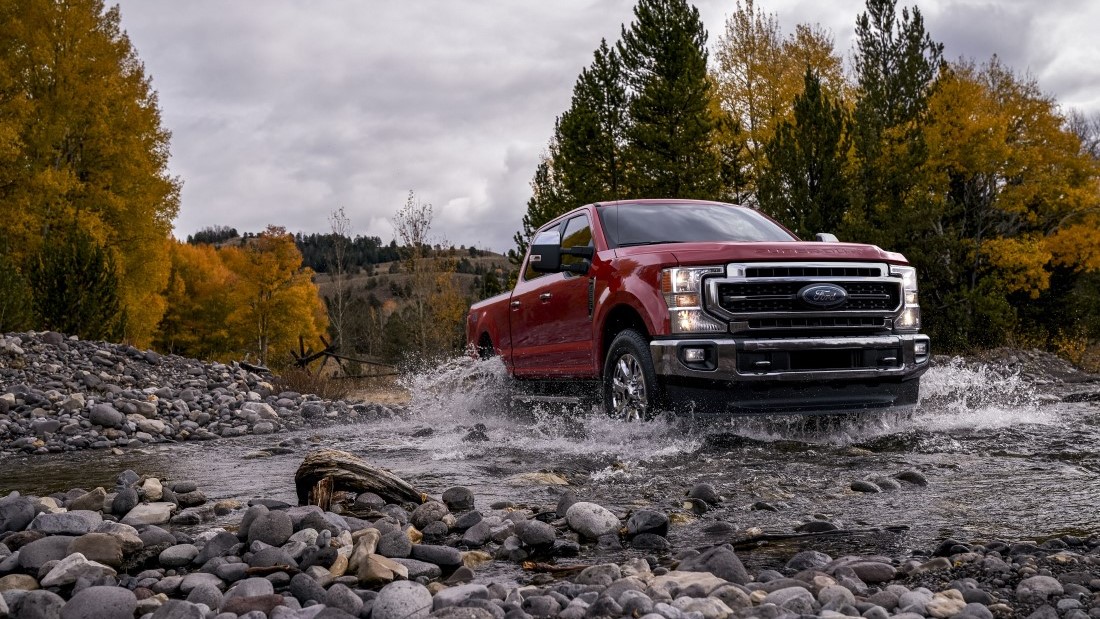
[2,355,1098,574]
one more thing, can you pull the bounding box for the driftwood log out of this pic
[294,449,425,509]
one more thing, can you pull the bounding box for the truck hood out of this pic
[615,241,908,265]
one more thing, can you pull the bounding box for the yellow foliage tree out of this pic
[220,227,328,368]
[156,242,235,361]
[0,0,180,346]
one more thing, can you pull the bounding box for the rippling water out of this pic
[2,355,1098,573]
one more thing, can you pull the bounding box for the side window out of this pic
[523,227,560,281]
[560,215,593,269]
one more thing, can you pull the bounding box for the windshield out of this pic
[598,202,797,247]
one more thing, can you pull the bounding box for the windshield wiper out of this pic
[617,240,682,247]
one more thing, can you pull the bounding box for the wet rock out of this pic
[687,483,720,505]
[60,585,137,619]
[441,487,475,512]
[412,501,450,530]
[374,581,433,619]
[786,550,832,571]
[515,519,556,547]
[794,520,839,533]
[67,533,124,568]
[894,470,929,486]
[564,502,619,539]
[626,510,669,537]
[631,533,671,551]
[676,544,751,584]
[1017,575,1063,603]
[40,553,116,587]
[30,510,102,535]
[850,480,882,493]
[247,510,293,547]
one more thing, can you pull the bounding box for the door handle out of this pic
[539,293,552,302]
[510,301,521,309]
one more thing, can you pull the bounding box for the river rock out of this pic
[185,583,223,610]
[0,495,36,533]
[676,544,751,584]
[67,488,107,512]
[848,561,896,583]
[411,501,449,530]
[432,583,490,610]
[111,488,139,516]
[925,589,966,618]
[89,404,125,429]
[0,573,39,591]
[626,510,669,537]
[687,483,720,505]
[410,544,463,567]
[30,510,102,535]
[10,589,66,619]
[151,599,205,619]
[247,510,293,546]
[1017,575,1064,602]
[851,480,881,493]
[564,502,619,539]
[121,502,176,526]
[141,478,164,501]
[764,586,816,614]
[18,535,77,571]
[786,550,832,571]
[359,553,410,584]
[288,573,328,606]
[67,533,124,568]
[515,519,556,547]
[160,544,200,568]
[377,530,412,558]
[40,552,117,587]
[441,487,475,512]
[60,585,138,619]
[373,581,433,619]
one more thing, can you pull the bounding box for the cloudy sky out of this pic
[115,1,1100,253]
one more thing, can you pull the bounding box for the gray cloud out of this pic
[118,0,1099,252]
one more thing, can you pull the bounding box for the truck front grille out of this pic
[716,281,901,313]
[706,262,903,336]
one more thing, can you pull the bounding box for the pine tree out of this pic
[509,153,569,266]
[556,39,628,206]
[757,68,851,239]
[29,230,123,341]
[848,0,942,246]
[618,0,721,198]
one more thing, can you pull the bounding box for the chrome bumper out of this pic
[651,334,930,382]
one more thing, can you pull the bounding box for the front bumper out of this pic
[650,334,929,414]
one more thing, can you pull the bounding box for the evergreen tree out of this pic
[556,39,628,206]
[29,230,123,341]
[847,0,943,246]
[0,250,32,332]
[757,68,851,239]
[618,0,721,198]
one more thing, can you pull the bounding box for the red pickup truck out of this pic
[467,199,930,420]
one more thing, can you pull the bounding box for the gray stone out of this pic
[89,404,125,429]
[18,535,77,571]
[848,561,896,583]
[111,489,139,516]
[160,544,200,568]
[186,583,224,610]
[393,558,444,580]
[374,581,433,619]
[30,511,102,535]
[850,480,881,493]
[121,502,176,526]
[67,533,124,568]
[676,544,751,585]
[515,520,556,547]
[687,483,720,505]
[325,583,364,616]
[67,488,107,512]
[222,577,275,606]
[763,587,816,614]
[11,589,66,619]
[151,599,206,619]
[0,496,36,533]
[564,502,619,539]
[433,584,490,610]
[377,530,413,558]
[247,511,294,547]
[574,564,621,587]
[411,501,450,530]
[288,573,328,606]
[1017,576,1063,603]
[40,553,117,587]
[441,487,475,512]
[196,531,239,565]
[626,510,669,537]
[179,572,224,594]
[60,585,138,619]
[249,546,297,569]
[410,544,463,567]
[786,550,832,571]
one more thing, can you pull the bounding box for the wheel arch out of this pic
[599,303,650,370]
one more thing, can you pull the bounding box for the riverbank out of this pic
[0,332,403,456]
[1,466,1098,619]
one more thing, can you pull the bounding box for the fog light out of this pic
[683,348,706,363]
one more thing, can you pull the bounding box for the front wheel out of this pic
[602,329,660,421]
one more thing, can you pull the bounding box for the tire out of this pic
[602,329,660,421]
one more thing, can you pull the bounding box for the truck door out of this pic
[511,215,596,377]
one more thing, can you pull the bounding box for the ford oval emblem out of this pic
[798,283,848,308]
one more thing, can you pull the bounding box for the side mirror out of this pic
[529,242,561,273]
[815,232,839,243]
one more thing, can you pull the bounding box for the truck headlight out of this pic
[660,266,725,334]
[890,265,921,331]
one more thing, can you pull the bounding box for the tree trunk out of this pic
[294,449,424,507]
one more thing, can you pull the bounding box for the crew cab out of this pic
[467,199,930,420]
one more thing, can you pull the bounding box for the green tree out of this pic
[29,230,123,341]
[0,0,180,346]
[618,0,721,198]
[846,0,943,247]
[510,153,569,266]
[556,39,628,207]
[757,68,851,238]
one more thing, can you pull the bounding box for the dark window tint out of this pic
[523,227,560,281]
[560,215,592,269]
[599,203,796,247]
